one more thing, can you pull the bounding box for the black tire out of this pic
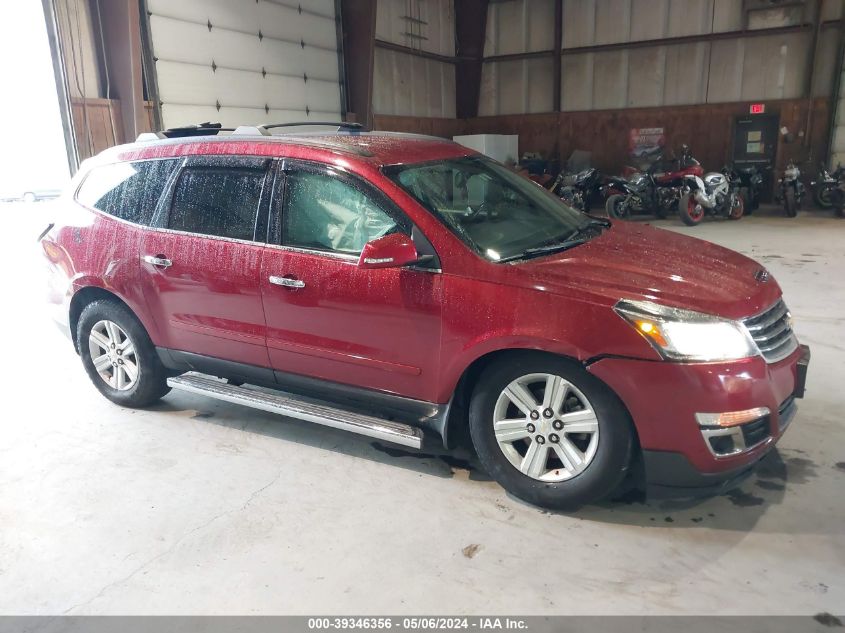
[605,194,628,219]
[77,299,171,407]
[814,186,833,209]
[678,192,704,226]
[468,353,634,511]
[728,192,745,220]
[784,188,797,217]
[739,187,752,215]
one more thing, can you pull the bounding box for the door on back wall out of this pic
[733,114,779,202]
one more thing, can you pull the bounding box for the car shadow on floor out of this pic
[158,393,821,532]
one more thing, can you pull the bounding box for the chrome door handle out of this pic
[269,275,305,289]
[143,255,172,268]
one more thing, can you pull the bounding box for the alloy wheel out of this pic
[88,320,139,391]
[493,373,599,482]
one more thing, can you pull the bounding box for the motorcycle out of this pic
[828,166,845,218]
[556,167,605,212]
[775,161,805,218]
[811,163,842,209]
[678,166,744,226]
[604,145,703,219]
[730,164,766,214]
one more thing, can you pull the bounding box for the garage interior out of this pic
[1,0,844,620]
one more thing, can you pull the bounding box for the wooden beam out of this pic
[552,0,562,112]
[455,0,489,119]
[340,0,377,129]
[95,0,146,141]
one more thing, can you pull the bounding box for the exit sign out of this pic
[750,103,766,114]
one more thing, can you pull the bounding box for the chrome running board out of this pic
[167,373,423,449]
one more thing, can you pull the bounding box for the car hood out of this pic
[513,221,782,320]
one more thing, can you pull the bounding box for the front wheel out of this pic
[469,354,633,510]
[814,186,834,208]
[679,192,704,226]
[784,188,798,217]
[728,192,745,220]
[77,299,171,407]
[605,194,629,219]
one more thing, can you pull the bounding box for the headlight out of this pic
[614,299,757,362]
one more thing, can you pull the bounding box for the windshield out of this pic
[383,156,598,262]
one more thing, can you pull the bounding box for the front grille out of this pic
[743,299,798,363]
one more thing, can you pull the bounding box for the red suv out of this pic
[41,123,810,509]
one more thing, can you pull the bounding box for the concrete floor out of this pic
[1,202,843,615]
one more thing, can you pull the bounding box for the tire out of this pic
[729,192,745,220]
[605,194,628,219]
[784,188,797,217]
[678,192,704,226]
[77,299,171,407]
[814,186,833,209]
[468,353,634,511]
[739,187,752,215]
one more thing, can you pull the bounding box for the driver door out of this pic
[260,160,443,401]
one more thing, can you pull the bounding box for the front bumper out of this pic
[588,344,810,497]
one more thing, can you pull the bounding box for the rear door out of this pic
[259,160,443,401]
[138,156,273,369]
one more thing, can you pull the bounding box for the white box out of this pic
[452,134,519,165]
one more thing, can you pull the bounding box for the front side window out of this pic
[282,169,398,255]
[167,167,266,241]
[76,159,178,224]
[384,157,595,262]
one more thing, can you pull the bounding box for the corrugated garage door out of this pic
[146,0,342,129]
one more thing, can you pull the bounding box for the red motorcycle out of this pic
[604,145,704,219]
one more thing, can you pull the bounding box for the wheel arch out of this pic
[68,286,144,353]
[442,347,641,458]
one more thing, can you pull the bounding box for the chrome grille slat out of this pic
[745,302,788,331]
[743,299,799,363]
[753,318,789,342]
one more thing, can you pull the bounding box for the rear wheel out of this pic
[469,354,633,510]
[605,194,629,219]
[784,188,798,217]
[679,192,704,226]
[77,299,171,407]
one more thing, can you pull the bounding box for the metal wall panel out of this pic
[376,0,455,55]
[480,0,831,115]
[147,0,341,128]
[372,48,456,117]
[480,57,555,115]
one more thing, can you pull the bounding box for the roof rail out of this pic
[136,122,235,142]
[231,121,363,137]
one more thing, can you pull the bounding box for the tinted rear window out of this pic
[167,167,266,241]
[76,159,179,225]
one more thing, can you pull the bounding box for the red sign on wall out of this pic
[750,103,766,114]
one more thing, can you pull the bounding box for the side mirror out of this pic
[358,233,420,269]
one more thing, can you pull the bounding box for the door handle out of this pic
[269,275,305,289]
[143,255,173,268]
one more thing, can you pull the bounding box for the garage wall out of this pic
[146,0,343,128]
[831,41,845,166]
[372,0,456,117]
[478,0,843,115]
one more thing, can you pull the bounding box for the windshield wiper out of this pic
[498,237,588,263]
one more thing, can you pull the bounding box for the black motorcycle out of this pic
[604,166,676,220]
[811,163,843,209]
[775,161,805,218]
[729,164,766,214]
[557,168,605,212]
[828,166,845,218]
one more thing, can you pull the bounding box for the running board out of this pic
[167,373,423,449]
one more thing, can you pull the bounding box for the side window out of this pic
[76,159,178,224]
[168,167,266,241]
[283,170,399,255]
